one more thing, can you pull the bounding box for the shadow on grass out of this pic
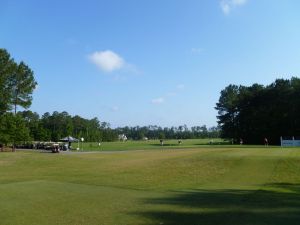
[136,183,300,225]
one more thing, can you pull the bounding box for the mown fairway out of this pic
[1,146,300,225]
[77,138,226,151]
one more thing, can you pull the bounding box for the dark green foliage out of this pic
[0,113,31,145]
[10,62,37,114]
[0,49,15,114]
[17,110,49,141]
[216,77,300,144]
[115,125,219,140]
[0,49,37,146]
[0,49,37,114]
[18,111,118,142]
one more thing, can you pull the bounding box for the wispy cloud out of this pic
[88,50,125,72]
[151,97,165,104]
[151,84,185,105]
[191,48,203,54]
[220,0,248,15]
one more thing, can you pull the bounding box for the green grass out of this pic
[1,146,300,224]
[74,138,227,151]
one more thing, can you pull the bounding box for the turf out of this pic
[1,146,300,225]
[75,138,227,151]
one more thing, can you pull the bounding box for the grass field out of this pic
[1,145,300,225]
[75,138,227,151]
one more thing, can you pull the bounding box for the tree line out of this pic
[16,110,117,142]
[116,125,219,140]
[4,110,220,144]
[216,77,300,144]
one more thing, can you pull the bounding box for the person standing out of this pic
[160,139,164,146]
[264,137,268,146]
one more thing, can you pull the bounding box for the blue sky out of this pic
[1,0,300,127]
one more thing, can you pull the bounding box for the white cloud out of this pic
[89,50,124,72]
[220,0,248,15]
[151,97,165,104]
